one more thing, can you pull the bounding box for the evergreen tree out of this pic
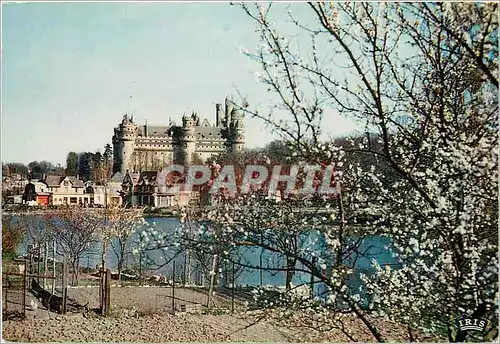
[66,152,79,176]
[77,152,94,181]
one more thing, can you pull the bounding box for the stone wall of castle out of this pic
[112,99,245,173]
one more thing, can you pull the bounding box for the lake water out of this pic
[14,215,400,295]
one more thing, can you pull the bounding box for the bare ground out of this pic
[2,285,441,342]
[65,284,237,314]
[2,311,441,342]
[2,313,290,342]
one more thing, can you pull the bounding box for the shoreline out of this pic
[142,213,179,218]
[1,208,180,219]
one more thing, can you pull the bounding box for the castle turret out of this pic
[215,103,223,127]
[230,108,245,153]
[112,128,120,173]
[115,114,138,173]
[225,97,233,124]
[182,113,196,165]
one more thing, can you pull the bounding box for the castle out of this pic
[112,98,245,173]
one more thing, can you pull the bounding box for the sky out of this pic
[2,2,360,166]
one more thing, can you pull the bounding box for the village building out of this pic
[8,195,23,204]
[22,180,55,206]
[3,174,29,193]
[125,169,199,208]
[92,185,106,206]
[120,170,140,206]
[22,182,37,205]
[106,172,124,207]
[89,173,124,207]
[43,175,91,206]
[32,180,51,206]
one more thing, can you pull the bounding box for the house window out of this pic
[64,180,69,186]
[70,197,77,204]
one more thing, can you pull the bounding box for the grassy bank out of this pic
[142,206,181,219]
[2,204,185,219]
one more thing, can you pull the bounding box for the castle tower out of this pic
[230,108,245,153]
[112,128,120,173]
[225,97,233,124]
[182,113,196,165]
[215,103,223,127]
[115,114,138,173]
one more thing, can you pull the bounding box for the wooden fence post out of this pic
[105,269,111,316]
[207,254,218,309]
[28,251,32,290]
[62,256,68,314]
[4,281,8,312]
[139,252,142,278]
[52,240,56,295]
[310,257,317,299]
[100,270,104,315]
[183,251,187,286]
[172,261,176,314]
[37,244,41,282]
[43,241,48,289]
[186,249,191,286]
[23,260,27,317]
[231,261,235,313]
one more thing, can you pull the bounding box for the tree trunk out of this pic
[285,256,296,291]
[117,240,127,283]
[75,258,79,286]
[117,260,123,283]
[102,240,109,271]
[71,259,78,286]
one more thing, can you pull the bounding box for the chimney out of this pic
[77,174,79,180]
[216,103,222,126]
[145,119,148,137]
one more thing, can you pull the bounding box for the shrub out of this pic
[2,215,24,258]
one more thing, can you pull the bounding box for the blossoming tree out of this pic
[108,206,146,282]
[45,209,101,286]
[232,2,498,341]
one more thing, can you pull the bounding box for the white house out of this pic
[44,175,91,206]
